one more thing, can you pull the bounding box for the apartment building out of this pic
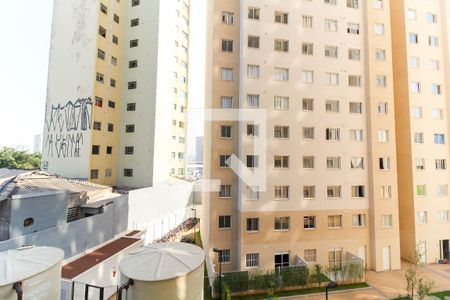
[42,0,190,188]
[391,0,450,263]
[203,0,402,272]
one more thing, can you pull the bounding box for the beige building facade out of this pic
[203,0,402,273]
[43,0,191,188]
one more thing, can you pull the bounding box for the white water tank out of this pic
[119,242,205,300]
[0,246,64,300]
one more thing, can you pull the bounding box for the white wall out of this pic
[42,0,99,179]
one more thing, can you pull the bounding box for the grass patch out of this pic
[230,282,369,300]
[391,290,450,300]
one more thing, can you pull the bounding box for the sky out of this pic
[0,0,54,151]
[0,0,205,154]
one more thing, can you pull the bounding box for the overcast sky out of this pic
[0,0,205,153]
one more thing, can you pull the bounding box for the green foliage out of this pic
[0,147,41,170]
[311,264,326,286]
[417,277,434,300]
[404,250,434,300]
[279,266,309,287]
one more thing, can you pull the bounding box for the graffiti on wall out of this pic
[43,98,93,160]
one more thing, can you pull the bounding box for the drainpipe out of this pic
[13,282,23,300]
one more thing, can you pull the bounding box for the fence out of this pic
[213,260,364,297]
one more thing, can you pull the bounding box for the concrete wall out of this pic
[9,191,68,238]
[42,0,99,178]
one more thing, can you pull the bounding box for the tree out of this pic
[405,250,434,300]
[0,147,41,170]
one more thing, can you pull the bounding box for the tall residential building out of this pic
[203,0,402,272]
[42,0,190,188]
[391,0,450,264]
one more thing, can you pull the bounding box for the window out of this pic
[412,106,422,119]
[106,146,112,155]
[274,217,290,230]
[374,0,384,9]
[93,121,101,130]
[347,0,359,8]
[378,102,388,114]
[416,185,426,197]
[407,9,417,20]
[301,70,313,83]
[90,169,99,179]
[248,7,260,20]
[92,145,100,155]
[415,158,425,170]
[350,157,364,169]
[430,59,440,71]
[325,0,337,4]
[327,186,341,198]
[379,157,390,170]
[435,159,446,170]
[218,249,231,263]
[221,96,233,108]
[246,218,259,232]
[95,96,103,107]
[274,68,289,81]
[325,73,339,86]
[275,11,288,24]
[429,36,439,47]
[219,155,231,168]
[432,84,442,95]
[376,75,387,87]
[274,39,289,52]
[325,19,337,32]
[302,15,313,28]
[274,156,289,168]
[128,81,137,89]
[349,129,363,143]
[125,124,135,132]
[125,146,134,155]
[326,128,340,141]
[437,185,448,197]
[326,100,339,113]
[382,215,392,228]
[303,156,315,169]
[247,155,259,168]
[131,0,140,6]
[274,126,289,139]
[303,216,316,229]
[222,11,234,25]
[99,26,106,38]
[274,96,289,110]
[432,108,443,120]
[131,18,139,27]
[110,78,116,87]
[414,132,424,144]
[127,103,136,111]
[130,39,139,47]
[325,45,338,58]
[352,185,365,198]
[302,98,314,111]
[247,124,259,137]
[274,252,290,268]
[220,125,231,138]
[97,49,105,60]
[247,94,260,108]
[218,215,231,229]
[219,185,231,198]
[304,249,316,262]
[417,212,428,224]
[246,253,259,268]
[247,64,260,78]
[100,3,107,14]
[113,14,119,23]
[247,186,260,200]
[374,23,385,35]
[381,185,392,199]
[439,211,449,223]
[409,33,419,44]
[376,49,386,61]
[348,48,360,60]
[328,215,342,228]
[347,23,360,34]
[348,75,361,87]
[434,134,445,144]
[274,186,289,199]
[378,129,389,142]
[248,35,260,48]
[327,157,341,169]
[410,57,420,68]
[349,102,362,114]
[302,43,313,55]
[112,35,118,45]
[221,68,233,81]
[221,39,234,52]
[124,169,133,177]
[303,127,315,140]
[303,186,315,199]
[96,72,104,84]
[352,214,366,227]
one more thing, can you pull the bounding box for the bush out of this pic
[280,266,309,287]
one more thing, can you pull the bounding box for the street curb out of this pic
[279,286,374,299]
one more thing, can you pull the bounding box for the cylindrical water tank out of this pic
[119,242,205,300]
[0,246,64,300]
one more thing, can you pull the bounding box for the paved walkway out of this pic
[281,262,450,300]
